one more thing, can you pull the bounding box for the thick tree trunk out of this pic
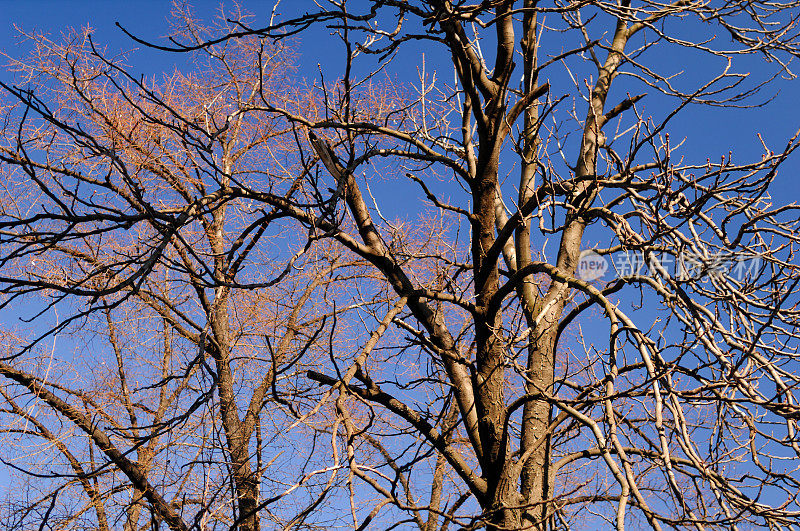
[208,200,261,531]
[212,301,261,531]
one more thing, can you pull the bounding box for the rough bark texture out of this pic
[2,2,800,530]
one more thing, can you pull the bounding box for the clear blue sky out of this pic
[3,0,797,195]
[1,2,799,527]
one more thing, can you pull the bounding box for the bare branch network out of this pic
[0,1,799,530]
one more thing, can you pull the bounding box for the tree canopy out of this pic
[1,1,800,530]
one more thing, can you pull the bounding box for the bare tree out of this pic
[0,17,390,531]
[2,1,800,530]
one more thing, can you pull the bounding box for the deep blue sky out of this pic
[2,0,797,195]
[1,2,799,526]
